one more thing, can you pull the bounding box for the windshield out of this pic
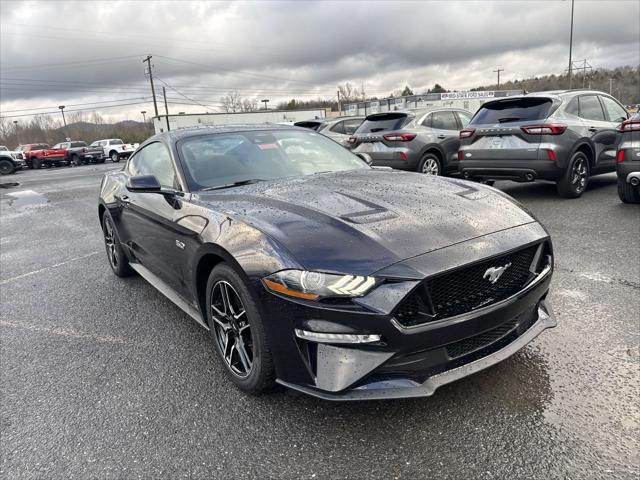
[178,129,369,191]
[0,146,8,151]
[470,97,552,125]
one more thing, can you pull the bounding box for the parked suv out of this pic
[0,146,26,175]
[348,108,472,175]
[294,116,364,146]
[616,113,640,203]
[458,90,629,198]
[53,141,104,166]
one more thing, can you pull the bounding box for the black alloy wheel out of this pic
[210,280,254,378]
[205,264,275,394]
[557,152,589,198]
[0,160,14,175]
[102,213,133,277]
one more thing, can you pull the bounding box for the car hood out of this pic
[197,169,536,276]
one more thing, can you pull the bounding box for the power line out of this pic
[154,77,220,113]
[0,97,151,113]
[0,100,154,119]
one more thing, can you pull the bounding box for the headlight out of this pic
[262,270,379,300]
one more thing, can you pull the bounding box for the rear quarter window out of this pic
[470,97,553,125]
[357,113,411,133]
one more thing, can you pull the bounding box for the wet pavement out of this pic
[0,163,638,479]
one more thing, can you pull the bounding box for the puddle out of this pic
[5,189,49,207]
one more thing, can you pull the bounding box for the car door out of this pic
[578,95,618,172]
[429,110,462,169]
[118,141,193,295]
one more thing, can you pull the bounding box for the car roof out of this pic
[151,123,301,143]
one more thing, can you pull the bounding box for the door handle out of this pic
[588,127,598,133]
[115,194,130,204]
[437,135,446,139]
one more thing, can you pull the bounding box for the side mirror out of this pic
[126,175,162,192]
[355,152,373,165]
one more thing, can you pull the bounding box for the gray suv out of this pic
[458,90,629,198]
[294,116,364,146]
[348,108,472,175]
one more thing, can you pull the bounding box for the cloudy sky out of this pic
[1,0,638,122]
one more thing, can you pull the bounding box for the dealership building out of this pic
[343,90,524,116]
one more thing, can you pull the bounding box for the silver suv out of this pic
[458,90,629,198]
[347,108,472,176]
[294,116,364,146]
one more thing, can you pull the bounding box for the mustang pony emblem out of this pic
[483,262,512,284]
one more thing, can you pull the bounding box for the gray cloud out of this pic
[1,0,638,120]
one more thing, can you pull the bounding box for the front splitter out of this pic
[276,300,557,401]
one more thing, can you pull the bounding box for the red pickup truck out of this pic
[17,143,69,169]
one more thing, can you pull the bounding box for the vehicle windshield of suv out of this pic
[357,112,411,133]
[178,130,368,191]
[470,97,553,125]
[71,142,87,148]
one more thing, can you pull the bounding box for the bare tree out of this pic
[220,90,242,113]
[338,83,362,102]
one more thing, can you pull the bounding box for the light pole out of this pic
[567,0,575,89]
[141,110,147,122]
[58,105,67,127]
[261,99,269,110]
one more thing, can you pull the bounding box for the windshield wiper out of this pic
[200,179,265,191]
[497,116,521,123]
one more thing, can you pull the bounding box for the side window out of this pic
[421,114,432,127]
[565,98,579,116]
[456,111,472,128]
[127,142,177,189]
[329,121,346,134]
[600,96,628,123]
[342,119,363,135]
[578,95,605,121]
[431,111,459,130]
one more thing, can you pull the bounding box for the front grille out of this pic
[446,318,518,359]
[394,244,543,327]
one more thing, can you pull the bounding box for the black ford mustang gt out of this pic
[98,125,556,400]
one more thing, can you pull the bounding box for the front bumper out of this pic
[259,223,554,401]
[279,299,555,400]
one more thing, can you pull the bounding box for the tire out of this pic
[418,153,442,176]
[32,158,42,169]
[72,154,82,166]
[101,212,134,277]
[110,151,120,163]
[97,158,105,164]
[0,159,15,175]
[557,152,589,198]
[617,178,640,204]
[205,263,275,395]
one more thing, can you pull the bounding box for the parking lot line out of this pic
[0,251,99,285]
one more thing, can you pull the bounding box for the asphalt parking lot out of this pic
[1,163,638,479]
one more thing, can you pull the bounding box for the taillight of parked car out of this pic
[348,136,356,144]
[383,133,416,142]
[545,149,556,161]
[121,144,126,150]
[617,120,640,132]
[617,150,626,163]
[520,124,567,135]
[457,151,463,161]
[459,128,475,139]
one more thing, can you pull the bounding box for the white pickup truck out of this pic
[90,138,139,163]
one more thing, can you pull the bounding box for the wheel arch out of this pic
[569,141,595,170]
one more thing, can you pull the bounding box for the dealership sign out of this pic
[369,101,380,114]
[347,104,358,115]
[441,91,495,100]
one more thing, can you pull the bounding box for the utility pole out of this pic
[58,105,66,127]
[143,55,159,117]
[162,86,170,131]
[141,111,146,122]
[337,89,341,116]
[568,0,575,89]
[361,83,365,101]
[493,68,504,89]
[609,78,613,94]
